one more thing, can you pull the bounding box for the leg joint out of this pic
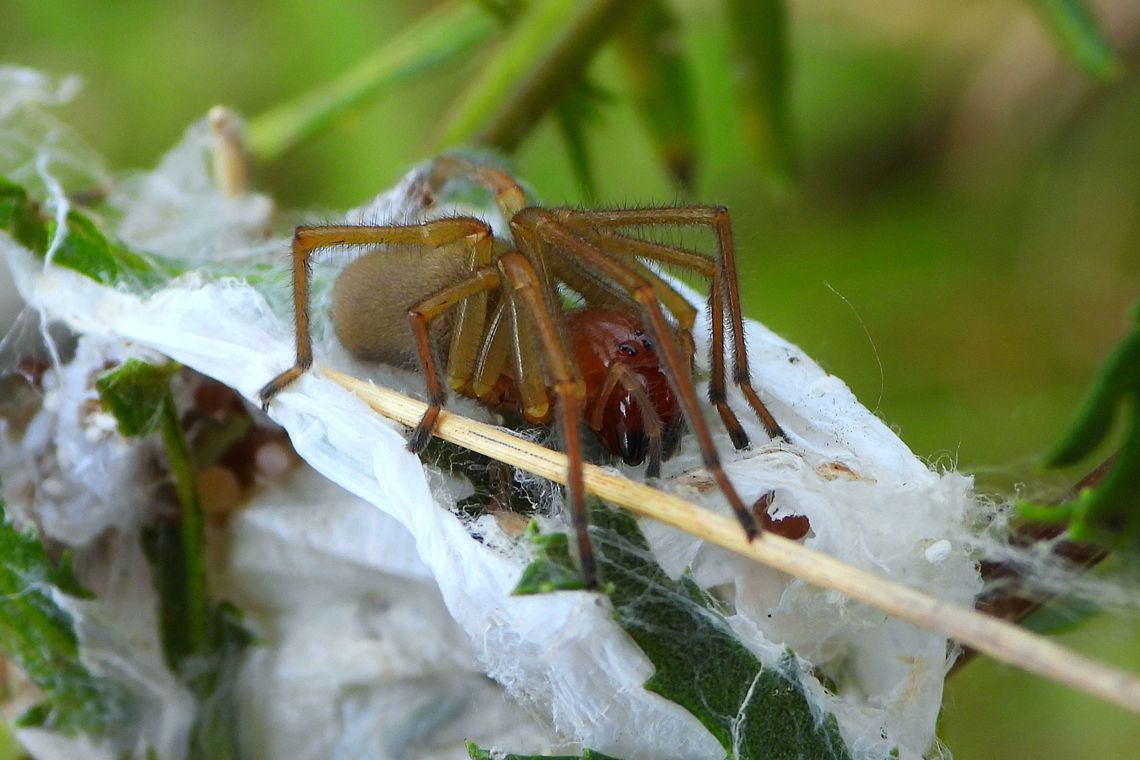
[631,283,660,308]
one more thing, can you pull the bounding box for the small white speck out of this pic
[41,476,66,498]
[924,539,952,564]
[256,441,292,479]
[84,411,119,441]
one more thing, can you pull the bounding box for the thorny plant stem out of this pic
[158,392,209,660]
[320,365,1140,717]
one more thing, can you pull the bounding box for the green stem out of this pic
[439,0,639,152]
[158,393,209,660]
[1031,0,1121,81]
[725,0,796,187]
[247,1,500,160]
[618,0,698,189]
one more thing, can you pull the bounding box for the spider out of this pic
[259,155,788,587]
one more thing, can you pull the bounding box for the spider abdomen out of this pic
[332,245,470,367]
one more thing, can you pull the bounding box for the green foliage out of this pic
[95,359,180,438]
[0,498,135,738]
[466,742,621,760]
[1018,308,1140,552]
[247,1,501,160]
[1031,0,1121,80]
[231,0,1121,197]
[439,0,636,152]
[551,77,611,200]
[140,524,252,760]
[96,360,210,665]
[513,523,589,593]
[42,211,175,290]
[725,0,795,186]
[0,177,177,290]
[96,360,252,760]
[467,742,620,760]
[0,179,48,253]
[239,0,790,191]
[618,0,698,189]
[515,503,851,760]
[1044,310,1140,469]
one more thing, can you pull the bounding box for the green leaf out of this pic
[43,210,176,290]
[0,177,49,253]
[725,0,796,187]
[553,77,612,200]
[618,0,698,189]
[0,177,177,290]
[1019,308,1140,552]
[96,359,181,438]
[2,178,276,294]
[247,1,501,160]
[1044,310,1140,467]
[1022,401,1140,550]
[514,523,589,593]
[0,497,135,737]
[591,505,850,758]
[439,0,637,152]
[465,740,622,760]
[516,503,851,759]
[1031,0,1122,81]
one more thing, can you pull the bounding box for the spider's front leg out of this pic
[561,206,788,445]
[513,209,761,543]
[258,218,494,410]
[492,249,596,586]
[405,267,503,452]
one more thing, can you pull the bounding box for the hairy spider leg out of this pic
[588,362,666,478]
[402,245,597,585]
[422,157,561,423]
[547,240,700,364]
[428,154,528,219]
[471,300,512,399]
[494,251,593,586]
[466,297,564,426]
[508,284,553,423]
[512,208,760,540]
[563,227,702,333]
[568,227,754,450]
[406,266,503,452]
[544,245,682,477]
[257,219,494,408]
[559,207,788,443]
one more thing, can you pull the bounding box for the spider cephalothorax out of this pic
[259,154,788,586]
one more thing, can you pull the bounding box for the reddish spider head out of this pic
[566,308,685,470]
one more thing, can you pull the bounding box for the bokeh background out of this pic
[2,0,1138,757]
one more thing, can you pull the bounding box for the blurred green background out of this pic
[2,0,1138,756]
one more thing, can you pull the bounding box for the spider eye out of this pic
[640,337,654,351]
[618,342,638,357]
